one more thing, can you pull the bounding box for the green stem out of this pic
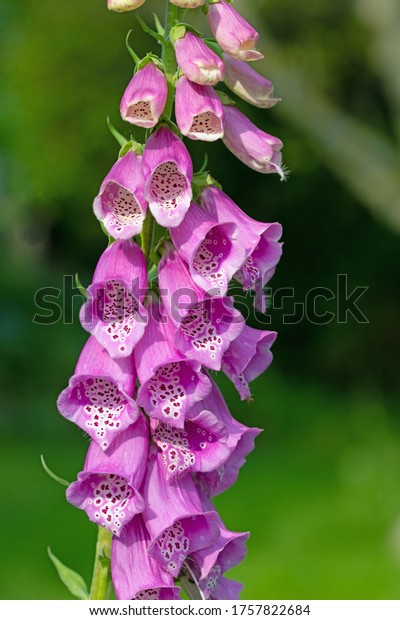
[163,1,179,120]
[141,209,155,265]
[89,526,113,600]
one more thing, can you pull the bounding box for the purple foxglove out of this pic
[175,77,224,142]
[158,248,245,371]
[207,0,263,62]
[135,299,212,428]
[142,446,219,577]
[66,416,148,536]
[93,150,147,240]
[223,105,284,176]
[170,1,204,8]
[57,336,139,451]
[194,381,261,496]
[200,186,283,311]
[120,62,168,129]
[170,201,245,295]
[142,126,193,228]
[174,32,225,86]
[222,326,277,400]
[112,515,181,600]
[151,404,231,481]
[223,53,281,109]
[107,0,145,11]
[80,240,148,359]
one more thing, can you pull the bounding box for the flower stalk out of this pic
[89,527,113,600]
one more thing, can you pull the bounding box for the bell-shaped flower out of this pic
[170,201,245,296]
[120,63,168,129]
[142,126,193,228]
[200,186,283,311]
[175,77,224,142]
[170,0,204,8]
[66,416,148,536]
[93,150,147,240]
[135,299,212,428]
[112,515,181,600]
[107,0,145,11]
[57,336,139,451]
[207,0,263,62]
[80,240,148,359]
[222,326,277,400]
[194,381,261,496]
[223,105,284,177]
[142,446,220,577]
[158,247,245,371]
[174,32,225,86]
[223,54,281,109]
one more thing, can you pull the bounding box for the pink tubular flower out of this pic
[142,446,220,577]
[93,150,147,240]
[120,62,168,128]
[222,326,277,400]
[107,0,145,11]
[170,201,245,295]
[223,105,284,177]
[80,240,148,359]
[194,381,261,497]
[200,185,283,311]
[222,53,281,109]
[142,126,193,228]
[174,32,225,86]
[57,336,139,451]
[158,247,245,371]
[207,0,263,62]
[170,0,204,8]
[175,77,224,142]
[135,299,212,428]
[66,416,148,536]
[112,515,181,600]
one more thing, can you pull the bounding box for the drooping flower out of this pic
[142,445,220,577]
[207,0,263,62]
[222,326,277,400]
[57,336,139,451]
[93,150,147,240]
[194,381,261,497]
[120,62,168,128]
[66,415,148,536]
[223,53,281,109]
[200,185,283,311]
[175,77,224,142]
[223,105,284,177]
[174,32,225,86]
[112,515,181,600]
[142,126,193,228]
[170,0,204,8]
[107,0,145,11]
[135,299,212,428]
[158,247,245,371]
[80,240,148,359]
[170,201,245,295]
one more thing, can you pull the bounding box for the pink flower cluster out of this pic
[58,0,283,600]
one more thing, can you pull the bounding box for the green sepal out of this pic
[136,12,166,48]
[75,273,88,300]
[125,30,141,64]
[157,117,182,138]
[106,116,127,148]
[153,13,165,37]
[119,140,144,158]
[48,548,89,600]
[170,23,203,45]
[135,53,165,73]
[150,235,170,267]
[40,455,69,488]
[202,37,223,57]
[192,172,222,200]
[215,89,236,105]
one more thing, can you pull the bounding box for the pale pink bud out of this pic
[107,0,145,12]
[174,32,225,86]
[223,53,281,109]
[170,0,205,7]
[207,0,263,62]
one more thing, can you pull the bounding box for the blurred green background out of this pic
[1,0,399,600]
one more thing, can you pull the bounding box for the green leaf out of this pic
[153,13,165,37]
[48,548,89,600]
[40,455,69,487]
[125,30,141,64]
[136,13,166,47]
[75,273,88,300]
[106,116,127,148]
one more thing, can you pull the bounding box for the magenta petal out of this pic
[222,326,277,400]
[142,446,220,577]
[120,63,168,129]
[170,202,245,295]
[142,126,193,228]
[57,336,139,451]
[175,77,224,142]
[80,241,148,359]
[112,515,181,600]
[66,417,148,536]
[207,0,263,62]
[93,151,148,239]
[174,32,225,86]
